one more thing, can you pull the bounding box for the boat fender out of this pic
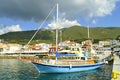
[69,64,72,69]
[105,60,108,64]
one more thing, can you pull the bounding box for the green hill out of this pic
[0,30,54,44]
[0,26,120,44]
[62,26,120,43]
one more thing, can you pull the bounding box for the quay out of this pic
[112,54,120,80]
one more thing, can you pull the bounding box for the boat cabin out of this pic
[49,46,60,54]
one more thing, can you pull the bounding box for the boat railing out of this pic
[20,55,98,65]
[55,59,95,65]
[20,56,42,64]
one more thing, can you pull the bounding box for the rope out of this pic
[25,4,56,47]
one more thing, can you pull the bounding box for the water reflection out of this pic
[36,69,104,80]
[0,59,112,80]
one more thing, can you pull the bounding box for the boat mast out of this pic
[56,3,59,60]
[87,25,90,39]
[56,3,58,51]
[60,30,62,43]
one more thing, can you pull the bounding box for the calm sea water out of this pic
[0,59,112,80]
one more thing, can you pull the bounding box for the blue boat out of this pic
[31,50,105,73]
[31,51,105,73]
[32,61,104,73]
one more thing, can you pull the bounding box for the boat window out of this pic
[81,57,85,60]
[76,57,80,59]
[87,57,91,60]
[72,48,74,51]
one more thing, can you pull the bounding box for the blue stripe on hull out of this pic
[32,62,104,73]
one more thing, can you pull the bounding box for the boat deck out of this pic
[48,59,95,66]
[21,56,95,66]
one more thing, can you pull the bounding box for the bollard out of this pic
[112,71,120,79]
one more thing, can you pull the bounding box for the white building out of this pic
[0,43,22,54]
[59,40,81,50]
[99,41,110,47]
[35,43,52,52]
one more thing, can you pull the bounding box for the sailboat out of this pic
[31,3,105,73]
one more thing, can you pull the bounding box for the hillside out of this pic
[0,26,120,44]
[0,30,54,44]
[62,26,120,43]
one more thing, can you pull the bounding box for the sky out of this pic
[0,0,120,35]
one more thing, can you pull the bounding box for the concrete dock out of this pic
[112,54,120,80]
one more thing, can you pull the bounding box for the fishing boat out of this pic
[31,3,105,73]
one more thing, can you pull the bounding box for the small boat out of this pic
[31,3,105,73]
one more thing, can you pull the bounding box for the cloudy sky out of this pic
[0,0,120,34]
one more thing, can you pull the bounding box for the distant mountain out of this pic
[0,26,120,44]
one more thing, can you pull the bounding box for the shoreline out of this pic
[0,55,35,59]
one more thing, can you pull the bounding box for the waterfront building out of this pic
[36,43,52,52]
[59,40,80,50]
[23,43,52,54]
[99,41,110,47]
[0,43,22,54]
[110,40,118,46]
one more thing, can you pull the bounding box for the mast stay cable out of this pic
[25,4,56,47]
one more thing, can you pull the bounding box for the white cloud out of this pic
[0,0,118,21]
[58,0,118,19]
[0,24,22,35]
[92,20,97,24]
[48,18,81,29]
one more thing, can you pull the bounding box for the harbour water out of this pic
[0,59,112,80]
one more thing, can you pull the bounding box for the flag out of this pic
[55,51,59,58]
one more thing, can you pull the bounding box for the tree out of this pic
[116,35,120,40]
